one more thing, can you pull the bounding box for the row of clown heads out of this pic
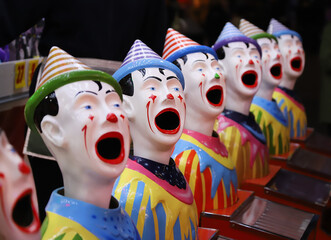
[1,18,306,239]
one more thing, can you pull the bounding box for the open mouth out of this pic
[241,70,258,88]
[290,57,302,71]
[206,85,223,106]
[270,64,282,79]
[12,189,40,233]
[95,132,124,164]
[155,108,180,134]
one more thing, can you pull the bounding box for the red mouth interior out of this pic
[96,132,124,164]
[241,70,258,88]
[270,64,282,79]
[12,190,40,233]
[206,86,223,106]
[290,57,302,71]
[155,108,180,134]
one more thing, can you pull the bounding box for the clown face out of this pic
[277,34,305,79]
[257,38,283,87]
[126,68,185,148]
[180,52,225,119]
[220,41,262,98]
[43,80,130,180]
[0,130,40,240]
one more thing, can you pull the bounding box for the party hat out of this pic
[239,19,277,41]
[267,18,302,42]
[113,39,184,88]
[212,22,261,55]
[162,28,217,62]
[25,46,122,132]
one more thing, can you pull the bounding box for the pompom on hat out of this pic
[25,46,122,133]
[267,18,302,42]
[239,19,277,42]
[162,28,218,63]
[113,39,185,89]
[212,22,262,56]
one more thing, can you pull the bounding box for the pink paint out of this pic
[216,115,268,168]
[183,129,228,157]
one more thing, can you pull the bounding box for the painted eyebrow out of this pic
[106,89,116,94]
[166,76,179,81]
[193,59,205,63]
[143,76,162,82]
[75,90,97,97]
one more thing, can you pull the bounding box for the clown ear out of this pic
[122,95,135,121]
[40,116,65,148]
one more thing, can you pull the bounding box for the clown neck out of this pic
[58,156,117,209]
[278,74,297,90]
[255,79,277,101]
[184,106,217,137]
[225,89,254,116]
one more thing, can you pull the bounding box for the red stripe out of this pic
[203,168,213,210]
[184,150,195,183]
[217,179,225,209]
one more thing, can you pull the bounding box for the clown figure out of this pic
[268,18,307,139]
[0,129,40,240]
[239,19,291,156]
[112,40,198,240]
[24,47,140,240]
[212,22,269,186]
[163,28,238,215]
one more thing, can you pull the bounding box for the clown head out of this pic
[113,40,185,160]
[267,19,305,89]
[0,130,40,240]
[213,22,262,114]
[239,19,283,95]
[24,47,130,198]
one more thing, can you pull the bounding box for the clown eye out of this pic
[113,103,120,108]
[237,55,241,58]
[85,105,92,110]
[150,87,156,91]
[198,68,203,72]
[11,147,16,153]
[174,87,179,91]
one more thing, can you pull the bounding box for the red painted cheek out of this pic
[88,115,94,121]
[18,162,31,175]
[202,73,205,77]
[256,60,259,64]
[82,125,88,151]
[120,114,125,120]
[149,94,157,103]
[240,60,242,63]
[178,94,183,102]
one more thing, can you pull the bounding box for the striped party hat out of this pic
[162,28,217,62]
[212,22,261,55]
[239,19,277,41]
[267,18,302,42]
[25,46,122,132]
[113,39,184,88]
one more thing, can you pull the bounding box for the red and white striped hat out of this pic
[162,28,217,62]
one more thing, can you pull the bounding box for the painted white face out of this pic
[257,38,283,87]
[44,80,130,180]
[127,68,186,147]
[0,131,40,240]
[277,34,305,78]
[220,41,262,97]
[180,52,225,119]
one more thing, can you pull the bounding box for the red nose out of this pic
[18,162,31,175]
[297,49,301,54]
[107,113,118,123]
[167,93,174,99]
[276,54,281,59]
[249,59,254,64]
